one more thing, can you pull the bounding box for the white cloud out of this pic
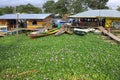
[107,0,120,9]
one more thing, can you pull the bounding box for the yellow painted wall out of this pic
[0,15,52,29]
[105,18,120,27]
[27,16,51,29]
[27,20,44,29]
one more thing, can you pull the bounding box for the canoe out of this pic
[55,26,73,36]
[73,30,87,36]
[73,28,95,36]
[73,28,87,36]
[55,30,65,36]
[74,28,95,33]
[30,28,59,38]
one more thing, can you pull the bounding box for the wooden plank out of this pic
[30,28,59,38]
[0,34,5,37]
[21,28,42,31]
[0,33,5,37]
[9,28,41,32]
[97,27,120,43]
[0,32,6,37]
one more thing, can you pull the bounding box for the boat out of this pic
[73,28,95,36]
[73,30,87,36]
[55,29,65,36]
[30,28,59,38]
[55,24,73,36]
[73,28,88,36]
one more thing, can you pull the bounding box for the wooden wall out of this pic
[0,20,7,26]
[27,20,43,29]
[0,15,52,29]
[27,16,52,29]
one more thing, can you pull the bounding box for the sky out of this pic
[107,0,120,9]
[0,0,120,9]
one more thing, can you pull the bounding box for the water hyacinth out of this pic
[0,34,120,80]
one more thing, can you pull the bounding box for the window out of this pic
[32,21,37,25]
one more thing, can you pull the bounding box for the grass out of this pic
[0,33,120,80]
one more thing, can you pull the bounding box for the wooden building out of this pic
[0,14,52,30]
[69,10,120,28]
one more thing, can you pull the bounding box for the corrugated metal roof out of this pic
[69,10,120,18]
[0,13,51,19]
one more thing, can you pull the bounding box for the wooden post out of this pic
[16,13,19,35]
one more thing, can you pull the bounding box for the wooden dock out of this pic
[7,28,42,34]
[10,28,41,31]
[97,27,120,43]
[0,28,43,36]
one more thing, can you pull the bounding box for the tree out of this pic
[0,8,3,15]
[54,0,68,15]
[42,0,109,15]
[117,6,120,11]
[0,6,14,15]
[55,0,87,14]
[0,4,42,15]
[69,0,87,14]
[43,0,55,13]
[16,4,42,13]
[84,0,109,9]
[43,0,68,15]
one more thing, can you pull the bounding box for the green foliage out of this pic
[0,0,110,15]
[54,0,68,15]
[69,0,87,14]
[0,4,42,15]
[0,8,2,15]
[43,0,55,13]
[43,0,109,15]
[84,0,109,9]
[16,4,42,14]
[0,6,14,15]
[117,6,120,11]
[0,34,120,80]
[43,0,85,15]
[55,0,67,15]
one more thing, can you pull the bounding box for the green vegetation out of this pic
[0,4,42,15]
[0,33,120,80]
[43,0,109,15]
[0,0,110,15]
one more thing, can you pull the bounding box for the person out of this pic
[80,19,83,26]
[52,22,57,28]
